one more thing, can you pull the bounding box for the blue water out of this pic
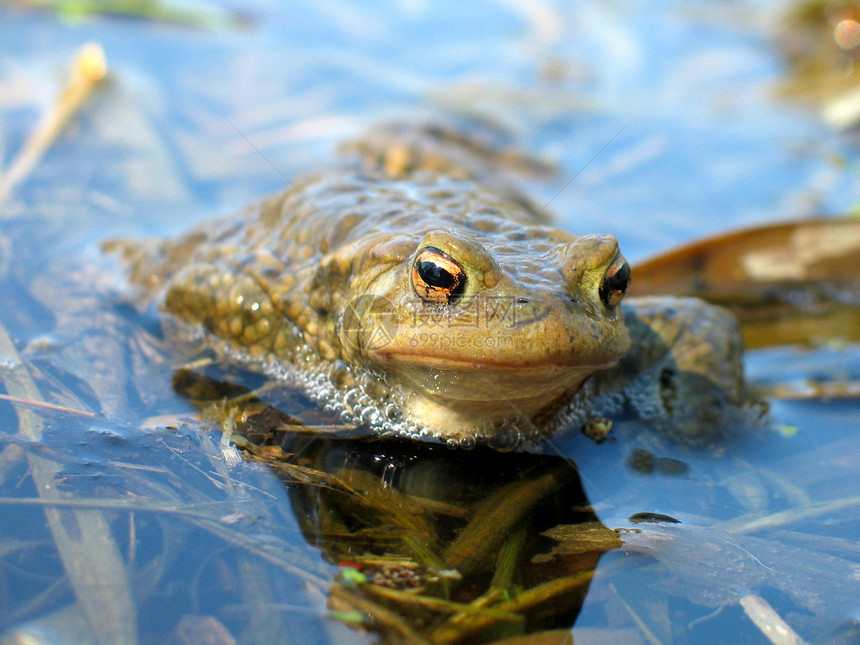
[1,1,859,643]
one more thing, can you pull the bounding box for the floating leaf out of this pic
[631,217,860,348]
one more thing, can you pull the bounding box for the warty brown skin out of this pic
[116,124,744,446]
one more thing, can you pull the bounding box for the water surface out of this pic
[0,1,859,643]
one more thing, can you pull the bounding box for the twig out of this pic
[0,43,107,209]
[329,584,435,645]
[716,496,860,534]
[430,570,593,643]
[0,321,137,645]
[0,392,96,417]
[739,595,808,645]
[607,581,664,645]
[362,584,520,620]
[754,380,860,400]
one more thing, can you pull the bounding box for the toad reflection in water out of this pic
[217,418,858,644]
[282,432,619,643]
[112,122,752,449]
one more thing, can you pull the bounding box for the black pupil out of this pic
[600,261,630,306]
[417,259,457,289]
[608,262,630,293]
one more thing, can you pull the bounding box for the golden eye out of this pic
[412,247,466,304]
[599,255,631,309]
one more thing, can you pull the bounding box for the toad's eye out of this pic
[412,247,466,304]
[599,255,630,309]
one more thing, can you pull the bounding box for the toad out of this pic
[112,123,745,448]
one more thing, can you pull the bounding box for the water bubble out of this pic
[384,403,402,421]
[488,427,521,452]
[359,406,382,426]
[449,436,475,450]
[343,388,362,410]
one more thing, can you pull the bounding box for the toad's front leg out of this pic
[611,296,748,444]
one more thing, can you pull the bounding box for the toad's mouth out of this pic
[371,348,615,371]
[364,347,615,406]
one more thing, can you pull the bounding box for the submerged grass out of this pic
[2,0,246,30]
[0,320,138,645]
